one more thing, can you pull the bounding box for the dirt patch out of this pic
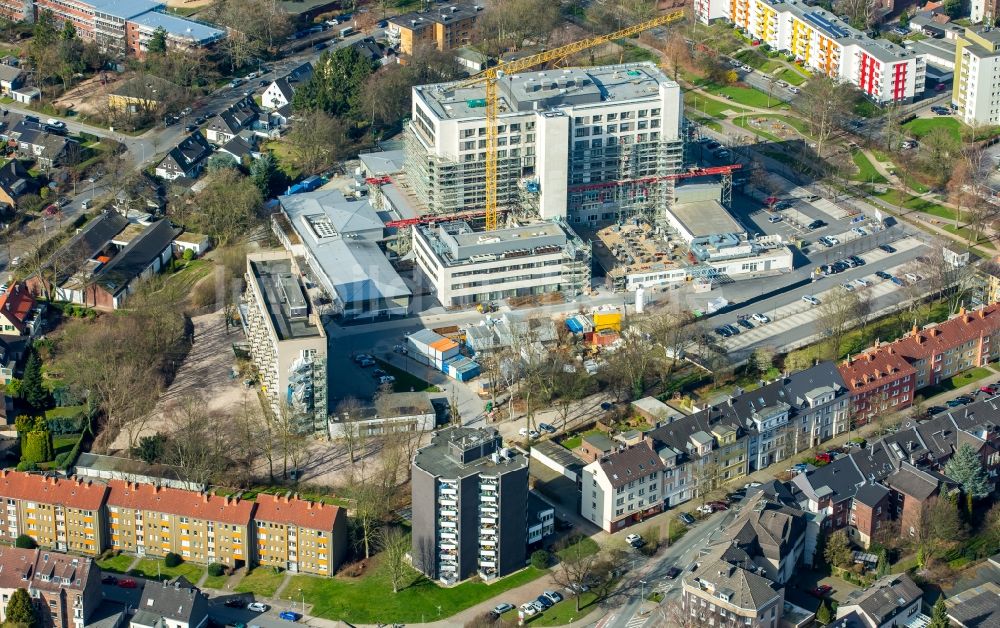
[110,309,249,451]
[53,74,123,118]
[165,0,215,8]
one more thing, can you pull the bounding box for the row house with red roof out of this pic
[838,304,1000,424]
[0,471,347,576]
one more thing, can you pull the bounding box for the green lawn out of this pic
[904,117,962,142]
[97,553,135,574]
[133,558,204,583]
[683,91,747,118]
[851,151,887,184]
[772,67,806,86]
[920,366,993,398]
[53,434,81,456]
[707,84,782,109]
[901,195,955,220]
[281,565,546,624]
[45,405,87,419]
[264,141,302,181]
[556,536,600,559]
[235,567,287,597]
[943,224,994,249]
[560,429,604,451]
[530,591,602,626]
[733,50,783,74]
[373,358,441,393]
[202,572,230,590]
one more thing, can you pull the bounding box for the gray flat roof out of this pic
[413,427,527,479]
[249,257,323,341]
[669,199,742,237]
[359,149,406,176]
[531,440,585,471]
[421,220,573,265]
[89,0,162,19]
[319,239,411,304]
[280,188,384,236]
[415,62,673,121]
[130,11,225,43]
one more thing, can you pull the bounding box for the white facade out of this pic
[714,0,925,102]
[579,444,666,533]
[955,34,1000,125]
[406,63,684,223]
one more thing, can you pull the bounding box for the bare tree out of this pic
[693,460,720,504]
[815,288,863,360]
[286,109,352,175]
[838,0,878,29]
[792,76,854,158]
[378,526,412,593]
[474,0,560,58]
[549,538,603,612]
[349,474,391,560]
[164,397,228,487]
[335,397,367,464]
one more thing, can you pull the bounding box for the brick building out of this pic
[0,547,102,628]
[252,494,347,576]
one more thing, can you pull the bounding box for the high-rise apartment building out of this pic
[243,251,328,434]
[953,27,1000,126]
[105,481,255,568]
[0,471,108,555]
[404,62,684,225]
[411,427,529,584]
[253,494,347,576]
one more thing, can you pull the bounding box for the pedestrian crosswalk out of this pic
[624,612,649,628]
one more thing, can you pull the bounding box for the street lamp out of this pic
[298,588,304,615]
[640,579,647,602]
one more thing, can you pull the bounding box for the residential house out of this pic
[205,97,260,144]
[108,75,183,113]
[0,471,109,555]
[172,232,211,258]
[155,132,213,181]
[681,544,786,627]
[720,491,807,584]
[10,122,77,169]
[252,493,348,576]
[0,159,34,209]
[25,211,129,302]
[946,579,1000,628]
[11,87,40,104]
[883,464,944,539]
[580,441,666,532]
[106,480,255,568]
[66,219,181,310]
[838,304,1000,423]
[217,135,258,164]
[835,573,925,627]
[0,65,23,97]
[0,547,102,628]
[261,63,312,111]
[387,4,483,56]
[575,432,615,463]
[526,494,555,546]
[351,38,392,65]
[0,283,43,337]
[130,578,208,628]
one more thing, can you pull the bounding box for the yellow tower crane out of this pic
[453,9,687,231]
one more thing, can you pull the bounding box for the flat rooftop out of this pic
[359,149,406,177]
[89,0,161,19]
[413,427,527,479]
[669,199,743,237]
[130,11,225,42]
[415,62,674,121]
[420,220,577,266]
[389,3,482,31]
[248,257,323,341]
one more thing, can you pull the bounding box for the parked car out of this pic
[787,86,801,94]
[740,64,753,73]
[905,273,921,282]
[715,326,732,338]
[707,501,729,511]
[980,384,999,395]
[802,295,820,306]
[808,219,826,229]
[841,282,855,292]
[354,354,374,363]
[875,270,893,280]
[852,227,868,236]
[224,598,246,608]
[185,124,197,132]
[247,603,270,612]
[665,566,682,579]
[696,504,714,515]
[519,603,539,617]
[705,140,721,150]
[358,357,375,367]
[736,318,754,330]
[854,278,871,288]
[118,579,137,589]
[752,312,770,324]
[543,591,563,604]
[678,512,696,525]
[849,255,865,266]
[279,611,301,622]
[378,375,396,385]
[931,106,951,115]
[492,603,515,617]
[529,429,540,439]
[625,533,644,547]
[891,276,905,286]
[539,422,556,434]
[519,427,529,437]
[879,244,897,253]
[535,595,553,610]
[372,368,387,378]
[810,585,833,598]
[566,582,590,593]
[768,214,782,223]
[101,575,118,585]
[743,482,762,489]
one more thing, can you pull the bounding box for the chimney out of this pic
[980,309,986,319]
[307,502,313,510]
[202,494,209,503]
[960,306,967,316]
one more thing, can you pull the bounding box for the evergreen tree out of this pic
[6,588,36,627]
[292,47,377,117]
[945,443,991,512]
[816,600,833,625]
[875,547,889,578]
[14,534,36,549]
[928,597,949,628]
[147,26,167,54]
[249,153,287,199]
[60,20,76,41]
[824,529,853,568]
[21,351,48,412]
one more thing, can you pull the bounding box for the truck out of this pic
[339,26,355,38]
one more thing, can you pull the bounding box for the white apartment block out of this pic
[412,220,591,306]
[953,28,1000,126]
[242,251,328,434]
[404,62,684,225]
[698,0,925,103]
[580,442,666,533]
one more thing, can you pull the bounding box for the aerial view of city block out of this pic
[0,0,996,625]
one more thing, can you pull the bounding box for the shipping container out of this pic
[593,311,622,333]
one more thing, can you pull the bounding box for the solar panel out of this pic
[804,11,850,39]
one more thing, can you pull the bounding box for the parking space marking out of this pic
[809,198,849,221]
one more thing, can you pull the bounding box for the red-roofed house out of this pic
[838,345,917,425]
[0,547,102,628]
[0,471,109,555]
[106,480,254,568]
[839,304,1000,423]
[0,283,42,337]
[252,494,347,575]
